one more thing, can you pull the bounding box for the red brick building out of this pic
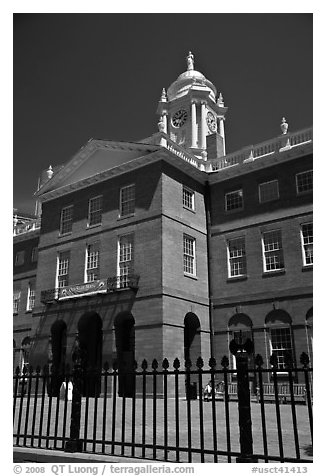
[14,53,312,393]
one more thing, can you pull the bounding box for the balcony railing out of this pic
[40,275,140,304]
[208,127,313,172]
[107,274,140,291]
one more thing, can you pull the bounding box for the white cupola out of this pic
[157,52,228,159]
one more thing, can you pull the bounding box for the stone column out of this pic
[191,101,197,148]
[219,117,226,155]
[162,112,167,134]
[200,102,207,149]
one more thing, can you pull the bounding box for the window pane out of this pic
[302,223,313,265]
[120,185,135,217]
[88,196,103,226]
[263,230,284,271]
[118,234,134,287]
[270,327,293,369]
[58,251,70,288]
[86,243,100,282]
[60,206,73,234]
[183,235,195,275]
[183,187,195,210]
[296,170,313,194]
[225,190,243,211]
[228,237,247,277]
[259,180,279,203]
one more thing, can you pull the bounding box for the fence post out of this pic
[65,333,84,453]
[230,338,258,463]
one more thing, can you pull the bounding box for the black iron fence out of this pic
[13,351,312,463]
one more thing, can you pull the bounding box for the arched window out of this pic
[265,310,293,369]
[228,313,255,371]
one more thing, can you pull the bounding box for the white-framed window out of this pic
[270,327,293,370]
[27,284,36,311]
[60,205,73,235]
[15,250,25,267]
[57,251,70,288]
[120,184,135,217]
[31,247,38,263]
[118,234,134,287]
[183,235,196,276]
[88,195,103,227]
[301,223,313,266]
[228,237,247,277]
[259,180,279,203]
[296,170,313,195]
[262,230,284,272]
[85,243,100,283]
[183,186,195,211]
[225,189,243,211]
[13,290,21,314]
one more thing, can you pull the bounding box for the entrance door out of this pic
[78,312,103,397]
[114,312,135,397]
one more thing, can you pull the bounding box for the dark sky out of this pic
[13,13,312,214]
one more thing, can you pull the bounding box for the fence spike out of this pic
[103,361,110,372]
[162,358,169,370]
[173,357,180,370]
[221,356,229,368]
[15,366,20,376]
[152,358,159,370]
[133,360,138,371]
[255,354,264,368]
[22,365,28,375]
[196,356,204,369]
[208,357,216,368]
[141,359,148,371]
[300,352,310,367]
[29,365,34,375]
[36,365,41,374]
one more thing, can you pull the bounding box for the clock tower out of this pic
[157,52,228,159]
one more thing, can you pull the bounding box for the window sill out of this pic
[184,273,198,280]
[25,310,33,314]
[262,269,285,278]
[302,265,313,272]
[117,213,135,221]
[227,275,248,283]
[225,207,244,214]
[183,206,196,214]
[86,223,102,230]
[59,232,72,238]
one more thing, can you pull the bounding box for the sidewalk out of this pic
[13,447,156,464]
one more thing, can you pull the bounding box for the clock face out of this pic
[206,111,217,133]
[172,109,188,128]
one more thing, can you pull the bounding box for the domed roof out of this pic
[167,52,217,101]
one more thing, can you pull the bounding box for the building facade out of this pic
[13,53,312,394]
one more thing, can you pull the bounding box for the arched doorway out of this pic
[184,313,201,399]
[228,313,256,387]
[184,312,201,365]
[50,320,67,396]
[21,337,31,370]
[78,312,103,397]
[114,312,135,398]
